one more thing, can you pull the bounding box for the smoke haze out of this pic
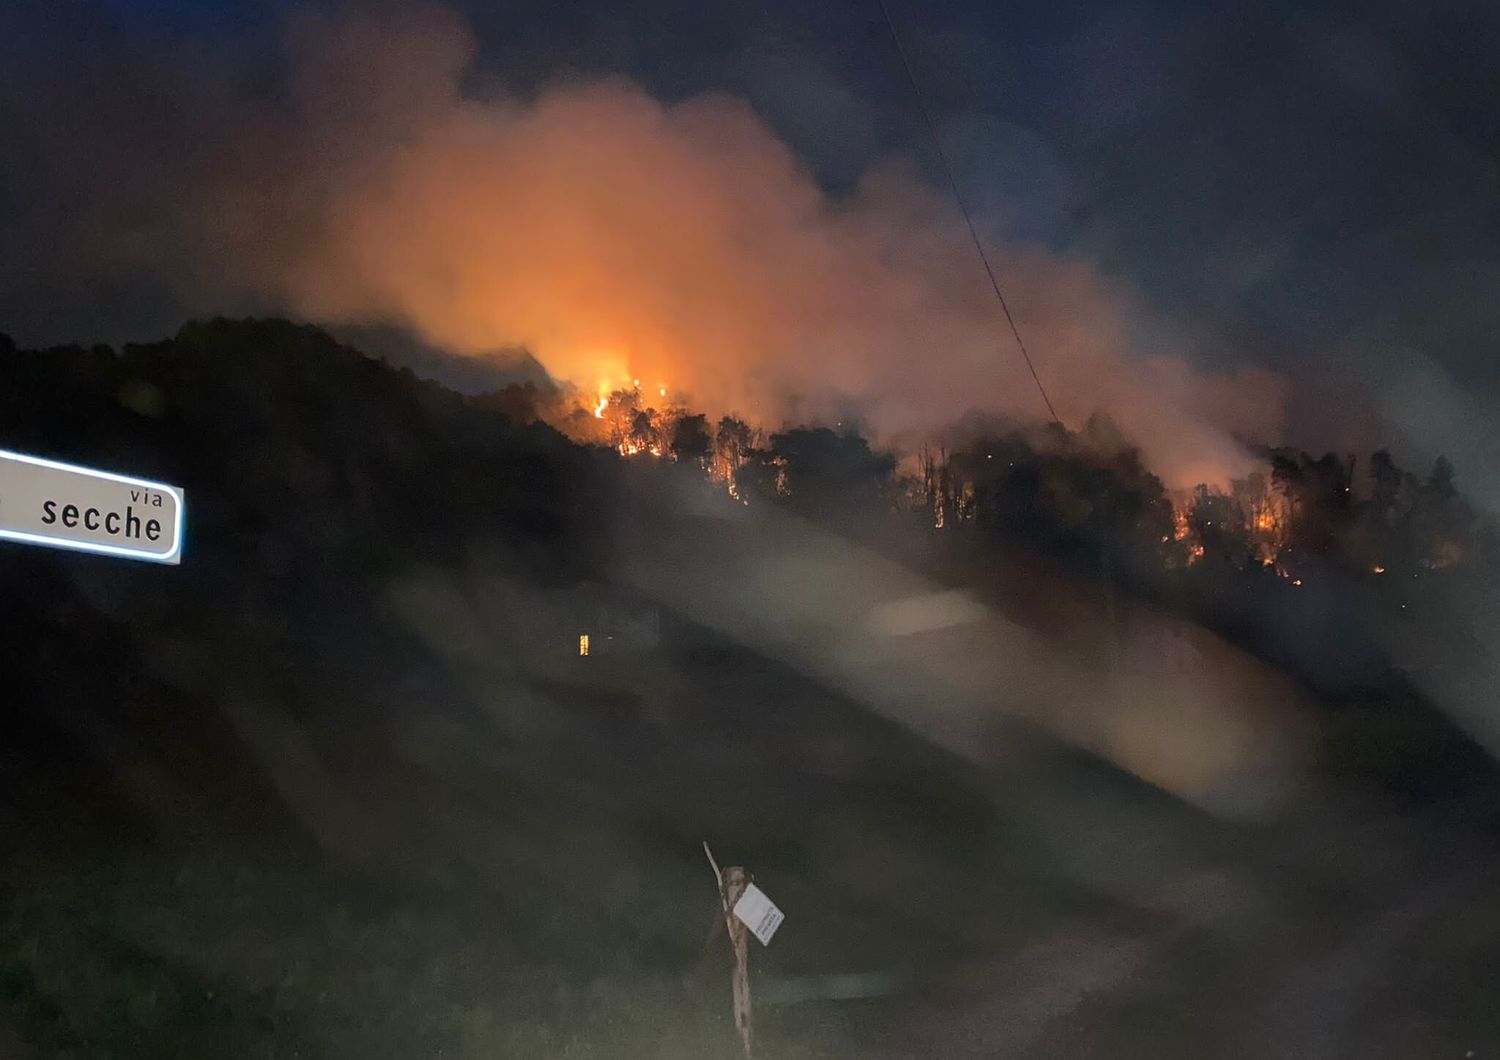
[4,2,1290,484]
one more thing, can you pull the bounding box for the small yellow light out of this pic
[579,634,590,657]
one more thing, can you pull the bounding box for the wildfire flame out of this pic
[593,394,608,418]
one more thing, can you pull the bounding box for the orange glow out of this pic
[227,7,1289,490]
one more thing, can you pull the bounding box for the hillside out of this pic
[2,319,1500,1058]
[0,320,1081,1057]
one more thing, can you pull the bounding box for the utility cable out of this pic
[877,0,1061,423]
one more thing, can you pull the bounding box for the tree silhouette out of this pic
[669,413,711,464]
[1410,456,1472,570]
[1271,449,1356,566]
[762,427,896,516]
[1188,486,1251,569]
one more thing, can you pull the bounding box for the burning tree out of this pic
[1185,486,1251,569]
[625,408,663,456]
[532,371,1486,588]
[1270,449,1357,569]
[903,425,1179,575]
[712,415,758,499]
[917,444,953,528]
[1230,470,1290,567]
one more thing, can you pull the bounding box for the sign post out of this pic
[702,842,784,1058]
[0,449,184,564]
[721,865,753,1057]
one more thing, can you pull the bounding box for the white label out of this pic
[0,449,184,564]
[733,883,784,946]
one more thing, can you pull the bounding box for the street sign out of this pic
[0,448,184,564]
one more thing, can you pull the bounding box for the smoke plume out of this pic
[5,2,1288,485]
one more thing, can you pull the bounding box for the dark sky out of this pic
[5,0,1499,476]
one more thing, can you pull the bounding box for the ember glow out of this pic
[1173,506,1192,542]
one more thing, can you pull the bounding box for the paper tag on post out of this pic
[732,883,784,946]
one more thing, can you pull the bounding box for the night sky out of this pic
[4,0,1497,482]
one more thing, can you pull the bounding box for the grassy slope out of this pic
[0,321,1102,1057]
[3,320,1499,1058]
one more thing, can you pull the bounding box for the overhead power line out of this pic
[876,0,1061,424]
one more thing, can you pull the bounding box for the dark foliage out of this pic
[668,413,711,463]
[0,318,615,587]
[750,426,897,516]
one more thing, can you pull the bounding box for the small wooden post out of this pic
[704,842,753,1057]
[722,866,753,1058]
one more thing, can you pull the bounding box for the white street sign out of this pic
[733,883,784,946]
[0,449,184,564]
